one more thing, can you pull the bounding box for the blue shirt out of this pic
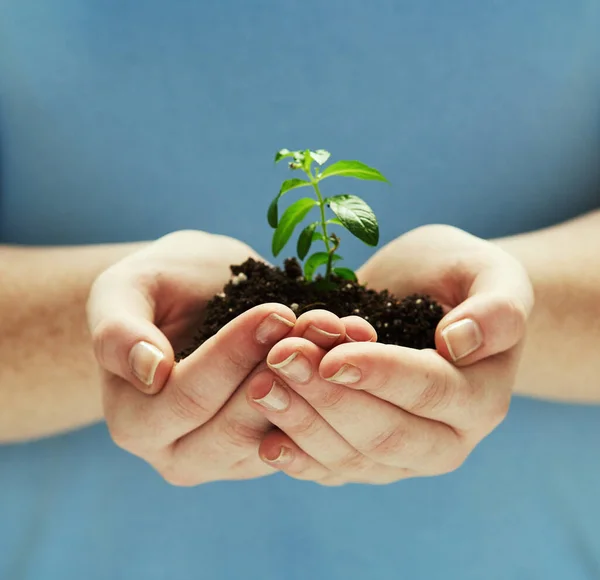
[1,2,599,578]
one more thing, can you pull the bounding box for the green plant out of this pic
[268,148,389,284]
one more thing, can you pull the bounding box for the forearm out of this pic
[0,242,147,443]
[494,209,600,402]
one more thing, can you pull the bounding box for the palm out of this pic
[125,231,261,349]
[356,226,468,312]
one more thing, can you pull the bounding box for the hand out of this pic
[245,225,534,485]
[86,230,374,485]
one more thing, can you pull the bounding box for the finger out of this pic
[247,370,407,481]
[267,338,460,471]
[355,226,533,365]
[156,446,275,487]
[319,342,513,435]
[258,429,332,482]
[103,304,296,452]
[246,369,373,472]
[164,397,276,486]
[289,310,377,348]
[170,360,337,486]
[436,247,534,365]
[168,363,276,482]
[144,359,279,486]
[259,431,409,486]
[87,267,175,394]
[289,309,346,349]
[340,315,378,343]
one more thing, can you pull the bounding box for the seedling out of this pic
[178,150,441,361]
[268,148,389,284]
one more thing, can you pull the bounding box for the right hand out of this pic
[86,230,375,485]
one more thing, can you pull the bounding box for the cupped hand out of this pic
[86,230,374,485]
[246,225,534,485]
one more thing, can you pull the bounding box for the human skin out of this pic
[2,212,598,486]
[242,214,600,485]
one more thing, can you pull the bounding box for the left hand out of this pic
[87,229,376,486]
[245,225,534,485]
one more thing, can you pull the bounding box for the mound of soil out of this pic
[176,258,443,360]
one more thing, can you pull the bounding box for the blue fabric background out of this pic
[1,1,599,578]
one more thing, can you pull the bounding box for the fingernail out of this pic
[263,446,293,464]
[268,351,313,383]
[442,318,483,361]
[345,333,376,343]
[305,325,341,340]
[252,380,290,412]
[325,364,362,384]
[128,341,164,386]
[256,313,295,344]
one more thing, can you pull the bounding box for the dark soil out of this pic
[176,258,443,360]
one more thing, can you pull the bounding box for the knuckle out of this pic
[313,384,346,411]
[169,384,213,423]
[332,450,369,474]
[279,454,319,481]
[223,346,256,375]
[283,463,314,480]
[287,410,322,439]
[90,318,124,367]
[503,296,528,341]
[486,293,529,347]
[412,367,453,414]
[221,414,263,450]
[364,424,410,461]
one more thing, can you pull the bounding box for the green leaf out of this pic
[311,231,327,243]
[297,222,318,260]
[274,148,294,163]
[267,197,279,228]
[267,178,311,228]
[333,267,358,282]
[303,252,328,280]
[303,252,342,281]
[272,198,317,257]
[326,217,343,226]
[328,194,379,246]
[310,149,331,165]
[319,160,389,182]
[279,178,309,196]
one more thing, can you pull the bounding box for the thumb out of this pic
[435,250,534,365]
[87,269,175,394]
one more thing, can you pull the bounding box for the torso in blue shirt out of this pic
[1,2,600,579]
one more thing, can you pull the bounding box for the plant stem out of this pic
[326,233,340,279]
[311,179,330,251]
[309,174,333,279]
